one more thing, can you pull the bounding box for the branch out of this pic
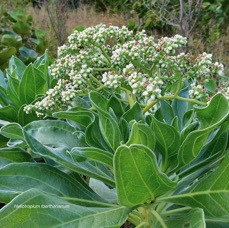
[188,0,203,37]
[179,0,185,36]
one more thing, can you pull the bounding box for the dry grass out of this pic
[66,4,128,31]
[26,3,129,56]
[26,3,228,73]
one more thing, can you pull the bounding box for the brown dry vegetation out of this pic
[26,2,228,72]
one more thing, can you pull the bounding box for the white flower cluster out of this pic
[102,71,122,88]
[24,24,226,115]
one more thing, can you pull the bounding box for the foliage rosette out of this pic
[0,24,228,227]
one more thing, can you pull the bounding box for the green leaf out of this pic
[0,148,34,168]
[127,121,155,150]
[0,163,103,203]
[0,86,10,106]
[108,96,125,120]
[0,189,129,227]
[23,130,115,187]
[12,21,30,35]
[85,116,112,152]
[182,110,195,129]
[114,144,176,207]
[180,121,199,142]
[195,93,229,129]
[6,76,21,107]
[18,105,39,126]
[19,64,47,104]
[19,46,37,60]
[24,120,86,148]
[69,147,113,167]
[1,123,24,140]
[89,178,117,204]
[175,94,229,171]
[53,110,95,129]
[206,217,229,228]
[162,208,205,228]
[172,86,189,130]
[0,106,18,122]
[8,56,26,78]
[0,70,7,88]
[122,102,144,123]
[89,92,123,150]
[177,127,211,170]
[160,153,229,218]
[119,117,130,143]
[151,117,180,171]
[155,100,175,124]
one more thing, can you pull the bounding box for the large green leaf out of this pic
[1,123,24,141]
[176,127,211,170]
[85,116,112,152]
[122,102,145,123]
[114,144,176,207]
[155,100,175,124]
[0,148,34,168]
[0,86,10,106]
[172,86,189,130]
[24,120,86,148]
[119,117,130,143]
[89,92,122,150]
[161,208,205,228]
[160,153,229,218]
[0,189,129,227]
[127,121,155,150]
[0,163,103,203]
[195,93,229,129]
[151,117,180,171]
[19,64,47,104]
[175,95,229,171]
[0,105,18,122]
[0,70,6,89]
[195,121,229,164]
[6,75,21,107]
[8,56,26,78]
[23,130,115,187]
[53,110,95,129]
[69,147,113,168]
[18,105,39,126]
[206,217,229,228]
[108,95,125,120]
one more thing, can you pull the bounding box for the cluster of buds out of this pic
[24,24,227,116]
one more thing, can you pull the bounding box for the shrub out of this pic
[0,25,228,227]
[0,8,48,70]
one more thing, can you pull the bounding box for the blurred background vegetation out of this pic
[0,0,228,72]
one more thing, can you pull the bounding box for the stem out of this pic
[96,44,111,65]
[156,202,168,214]
[142,100,159,113]
[96,85,106,91]
[89,75,103,87]
[136,222,149,228]
[128,212,141,225]
[175,96,207,106]
[93,67,113,72]
[143,94,207,113]
[85,78,95,89]
[150,209,167,228]
[161,207,191,216]
[120,87,136,107]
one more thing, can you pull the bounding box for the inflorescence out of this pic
[24,24,227,116]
